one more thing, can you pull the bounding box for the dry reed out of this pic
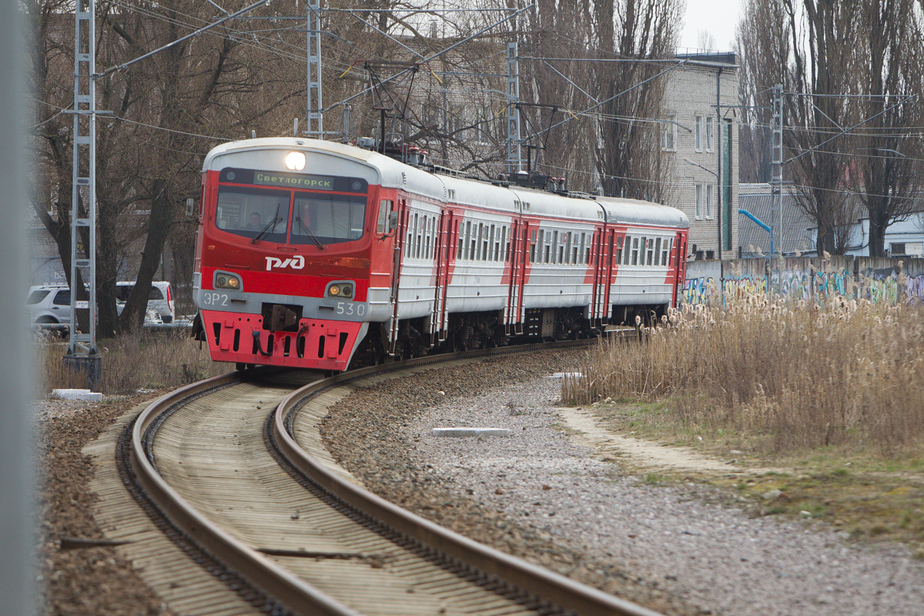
[563,292,924,457]
[35,329,229,396]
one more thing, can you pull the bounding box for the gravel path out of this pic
[321,351,924,616]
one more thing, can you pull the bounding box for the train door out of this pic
[589,228,602,323]
[387,198,409,355]
[506,217,527,335]
[672,232,688,307]
[430,209,453,344]
[590,227,611,324]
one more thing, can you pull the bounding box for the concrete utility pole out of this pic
[0,0,35,611]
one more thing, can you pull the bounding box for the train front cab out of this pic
[194,141,394,371]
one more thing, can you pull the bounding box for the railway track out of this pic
[118,343,661,616]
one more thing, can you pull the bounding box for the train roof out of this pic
[203,138,688,230]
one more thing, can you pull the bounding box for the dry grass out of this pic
[35,329,230,396]
[564,292,924,458]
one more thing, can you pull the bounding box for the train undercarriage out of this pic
[351,301,669,368]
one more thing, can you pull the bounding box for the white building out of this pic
[662,53,739,260]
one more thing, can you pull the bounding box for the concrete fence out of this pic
[683,257,924,306]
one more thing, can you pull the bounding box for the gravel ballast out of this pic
[320,350,924,616]
[37,348,924,615]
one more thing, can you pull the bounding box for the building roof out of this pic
[738,184,816,256]
[675,52,738,67]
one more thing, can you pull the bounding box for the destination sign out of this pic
[219,167,368,194]
[254,171,334,190]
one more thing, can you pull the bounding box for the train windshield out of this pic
[214,186,368,247]
[216,186,290,244]
[291,192,366,245]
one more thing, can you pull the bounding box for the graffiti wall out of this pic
[682,257,924,305]
[723,259,768,303]
[682,260,722,305]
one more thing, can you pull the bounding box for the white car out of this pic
[26,285,72,324]
[116,281,176,323]
[27,281,175,325]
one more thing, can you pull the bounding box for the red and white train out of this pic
[192,138,689,371]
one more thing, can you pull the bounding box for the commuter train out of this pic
[191,138,689,371]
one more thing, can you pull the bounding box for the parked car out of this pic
[116,281,175,323]
[27,280,175,325]
[26,285,71,324]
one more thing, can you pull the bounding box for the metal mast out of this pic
[770,84,783,263]
[307,0,323,138]
[66,0,100,385]
[506,42,522,174]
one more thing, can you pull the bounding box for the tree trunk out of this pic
[119,179,173,332]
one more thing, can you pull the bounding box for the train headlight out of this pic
[326,282,354,298]
[285,151,306,171]
[214,272,242,291]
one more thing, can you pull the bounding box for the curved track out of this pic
[122,344,661,616]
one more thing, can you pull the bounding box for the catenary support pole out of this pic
[0,0,36,612]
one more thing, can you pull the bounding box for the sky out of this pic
[679,0,744,53]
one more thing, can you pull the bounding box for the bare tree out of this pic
[29,0,308,335]
[782,0,863,255]
[592,0,681,201]
[738,0,923,255]
[852,0,924,257]
[735,0,789,183]
[696,29,716,51]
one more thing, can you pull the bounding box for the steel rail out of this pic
[128,335,657,616]
[272,345,663,616]
[129,369,363,616]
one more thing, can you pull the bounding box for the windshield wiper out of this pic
[295,215,324,249]
[252,204,282,244]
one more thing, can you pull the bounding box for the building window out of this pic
[705,184,714,220]
[695,184,704,220]
[706,116,715,152]
[662,115,677,151]
[694,115,704,152]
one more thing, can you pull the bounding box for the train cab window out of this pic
[292,192,365,246]
[216,186,290,243]
[631,237,640,265]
